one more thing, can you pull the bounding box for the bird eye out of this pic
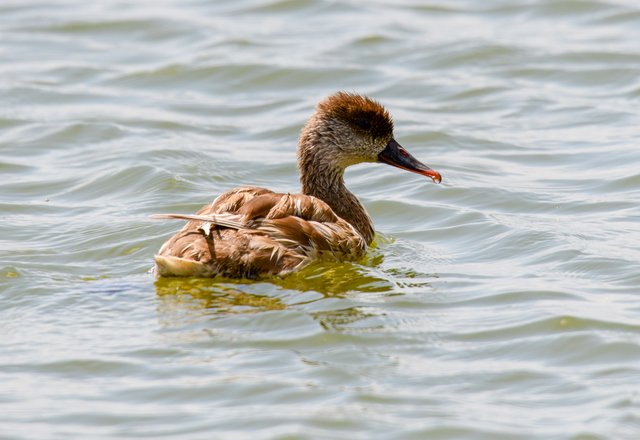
[358,119,371,130]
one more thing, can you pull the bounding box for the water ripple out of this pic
[2,0,640,438]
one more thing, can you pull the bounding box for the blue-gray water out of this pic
[1,1,640,439]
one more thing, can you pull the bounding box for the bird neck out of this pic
[298,148,375,245]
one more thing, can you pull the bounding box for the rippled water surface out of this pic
[2,0,640,438]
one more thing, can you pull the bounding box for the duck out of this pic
[151,92,441,279]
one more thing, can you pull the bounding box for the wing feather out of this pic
[150,213,244,230]
[153,186,368,277]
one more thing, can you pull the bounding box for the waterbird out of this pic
[151,92,441,278]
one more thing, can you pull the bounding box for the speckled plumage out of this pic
[152,92,441,279]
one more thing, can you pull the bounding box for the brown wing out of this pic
[203,186,275,216]
[154,187,367,278]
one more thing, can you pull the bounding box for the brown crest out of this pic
[317,92,394,141]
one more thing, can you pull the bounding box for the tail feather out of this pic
[154,255,217,277]
[150,213,244,230]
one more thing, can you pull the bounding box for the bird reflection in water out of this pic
[154,253,437,332]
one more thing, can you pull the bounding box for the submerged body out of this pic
[153,92,441,278]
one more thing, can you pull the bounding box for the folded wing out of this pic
[153,186,367,278]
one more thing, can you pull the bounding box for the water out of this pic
[1,0,640,438]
